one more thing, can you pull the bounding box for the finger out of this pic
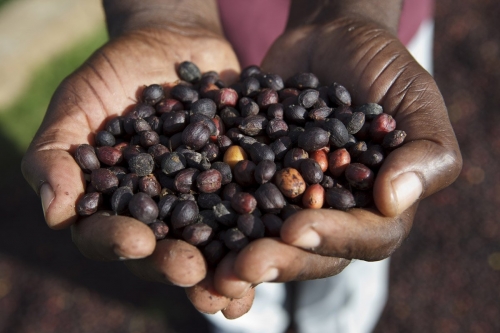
[233,238,350,284]
[213,252,253,299]
[281,204,417,260]
[125,238,206,287]
[185,272,231,314]
[71,211,156,260]
[222,288,255,319]
[373,136,459,216]
[21,77,110,230]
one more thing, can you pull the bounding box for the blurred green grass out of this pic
[0,0,12,8]
[0,28,108,152]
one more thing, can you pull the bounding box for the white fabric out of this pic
[206,283,289,333]
[205,18,434,333]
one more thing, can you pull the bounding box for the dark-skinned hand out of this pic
[201,15,462,318]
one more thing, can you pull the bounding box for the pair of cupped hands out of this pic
[21,16,461,318]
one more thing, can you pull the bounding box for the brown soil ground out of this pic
[1,0,499,332]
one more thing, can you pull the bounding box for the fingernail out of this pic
[291,229,321,249]
[258,267,279,282]
[40,183,55,219]
[392,172,422,214]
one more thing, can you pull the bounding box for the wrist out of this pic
[287,0,403,35]
[103,0,224,39]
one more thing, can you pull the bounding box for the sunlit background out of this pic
[0,0,498,332]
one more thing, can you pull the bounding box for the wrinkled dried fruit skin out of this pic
[91,168,119,194]
[320,175,335,189]
[171,200,199,229]
[223,228,249,252]
[322,118,349,148]
[343,112,366,135]
[128,192,159,224]
[309,149,329,172]
[239,115,268,136]
[210,161,232,185]
[105,117,124,136]
[308,106,332,121]
[199,142,220,162]
[302,184,325,209]
[345,163,375,190]
[162,111,188,136]
[161,152,186,176]
[111,186,133,213]
[139,130,160,148]
[174,168,200,194]
[382,130,407,150]
[300,159,324,184]
[190,113,218,136]
[254,160,277,184]
[96,146,123,166]
[182,122,211,150]
[231,192,257,215]
[267,103,284,119]
[233,160,257,187]
[120,173,139,191]
[358,148,384,169]
[170,84,199,105]
[142,84,165,105]
[254,183,286,213]
[177,61,202,83]
[237,214,265,239]
[285,72,319,89]
[184,150,211,171]
[270,136,293,161]
[298,89,320,108]
[259,74,284,91]
[128,153,155,177]
[266,119,289,140]
[182,223,214,246]
[198,193,222,210]
[156,194,177,221]
[285,105,308,124]
[238,97,260,117]
[249,142,275,164]
[75,144,100,173]
[274,168,306,198]
[216,135,233,153]
[325,186,356,211]
[221,183,242,201]
[148,144,170,166]
[214,88,238,109]
[355,103,383,120]
[76,192,102,216]
[328,82,351,106]
[329,148,351,177]
[297,127,330,152]
[213,201,238,226]
[283,148,309,169]
[95,130,116,147]
[149,220,169,240]
[370,113,397,142]
[197,169,222,193]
